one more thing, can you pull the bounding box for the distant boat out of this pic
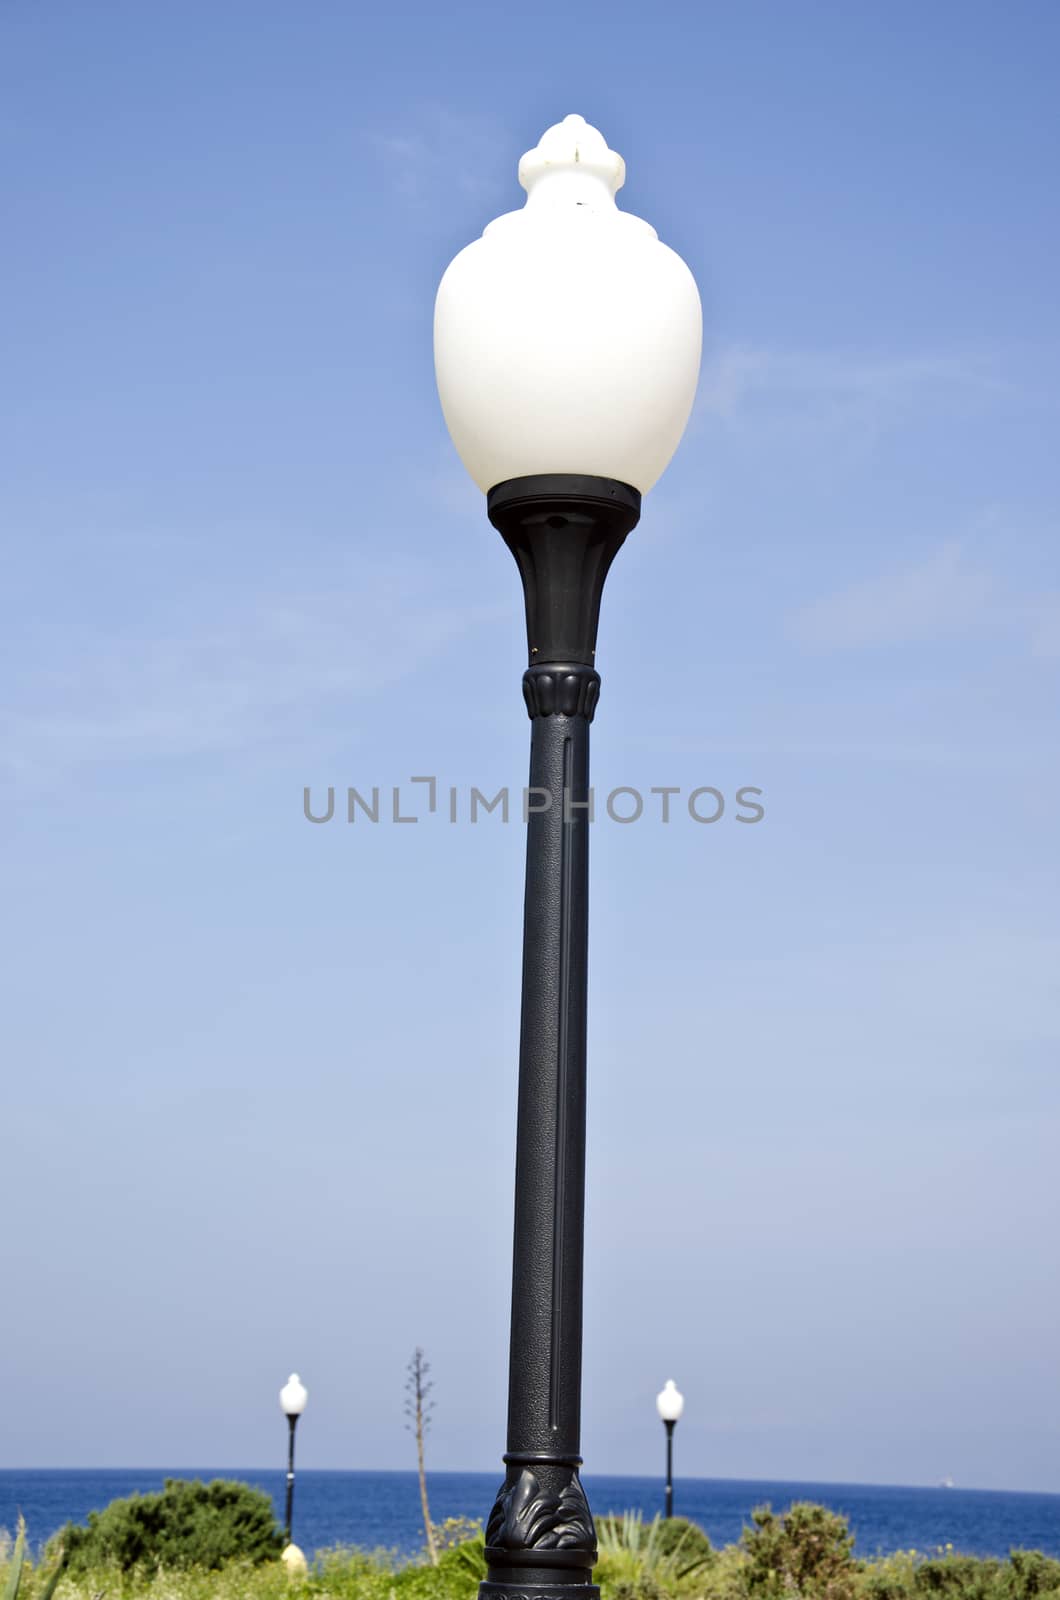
[939,1477,955,1489]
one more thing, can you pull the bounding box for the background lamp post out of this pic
[434,114,701,1600]
[279,1373,308,1550]
[656,1380,685,1520]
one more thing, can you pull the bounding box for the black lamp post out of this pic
[434,114,702,1600]
[656,1380,685,1520]
[279,1373,308,1547]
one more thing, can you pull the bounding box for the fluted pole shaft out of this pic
[481,476,640,1600]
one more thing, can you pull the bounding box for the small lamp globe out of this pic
[280,1374,308,1417]
[656,1379,684,1423]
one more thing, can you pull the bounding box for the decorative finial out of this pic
[518,114,625,205]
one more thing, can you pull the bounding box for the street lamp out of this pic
[435,114,701,1600]
[656,1380,685,1519]
[279,1373,308,1549]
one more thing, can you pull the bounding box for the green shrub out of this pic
[598,1512,711,1567]
[375,1537,485,1600]
[858,1549,920,1600]
[913,1554,1004,1600]
[437,1532,487,1581]
[857,1549,1060,1600]
[596,1510,713,1600]
[895,1550,1060,1600]
[742,1502,858,1600]
[645,1517,714,1571]
[1005,1552,1060,1600]
[430,1521,484,1558]
[58,1477,283,1573]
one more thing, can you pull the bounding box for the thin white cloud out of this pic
[370,106,510,210]
[686,343,1015,480]
[0,560,500,778]
[791,541,996,648]
[1028,598,1060,659]
[638,733,982,766]
[790,539,1060,654]
[696,344,1010,425]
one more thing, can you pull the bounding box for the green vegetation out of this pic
[54,1478,283,1573]
[3,1495,1059,1600]
[597,1510,715,1600]
[741,1501,858,1600]
[2,1521,64,1600]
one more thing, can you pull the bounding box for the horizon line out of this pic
[2,1467,1058,1500]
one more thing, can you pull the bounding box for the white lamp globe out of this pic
[434,114,702,495]
[280,1374,308,1416]
[656,1379,684,1422]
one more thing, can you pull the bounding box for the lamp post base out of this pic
[281,1544,308,1579]
[484,1451,597,1592]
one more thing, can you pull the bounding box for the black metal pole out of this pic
[284,1412,298,1545]
[481,475,641,1600]
[664,1420,675,1520]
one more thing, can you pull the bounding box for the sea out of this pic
[2,1470,1059,1562]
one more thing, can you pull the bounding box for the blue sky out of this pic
[2,1,1058,1494]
